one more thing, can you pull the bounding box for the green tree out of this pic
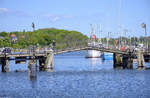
[0,32,8,37]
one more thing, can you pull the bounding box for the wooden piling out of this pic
[45,52,54,72]
[6,59,9,72]
[114,53,133,69]
[1,58,5,72]
[127,56,133,69]
[122,53,133,69]
[122,54,128,69]
[39,56,46,71]
[113,53,123,69]
[39,52,54,72]
[137,48,146,69]
[28,60,37,81]
[1,58,9,72]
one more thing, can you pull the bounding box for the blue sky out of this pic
[0,0,150,37]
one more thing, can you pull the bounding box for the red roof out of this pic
[10,34,16,37]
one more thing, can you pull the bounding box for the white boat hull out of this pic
[86,50,101,58]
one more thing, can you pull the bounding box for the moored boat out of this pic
[86,24,102,58]
[102,52,113,60]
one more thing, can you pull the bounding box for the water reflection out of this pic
[89,58,103,65]
[0,51,150,97]
[28,60,37,88]
[88,57,114,70]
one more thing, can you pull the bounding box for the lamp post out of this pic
[141,23,147,36]
[141,23,147,49]
[32,22,35,31]
[31,22,35,59]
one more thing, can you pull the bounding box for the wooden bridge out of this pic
[0,46,150,72]
[0,47,89,72]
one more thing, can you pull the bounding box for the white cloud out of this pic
[0,8,9,13]
[46,14,61,22]
[45,14,73,22]
[52,16,60,22]
[0,8,31,17]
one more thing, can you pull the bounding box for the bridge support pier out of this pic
[0,58,9,72]
[137,49,146,70]
[28,60,37,79]
[122,54,133,69]
[113,53,133,69]
[39,52,54,72]
[113,53,123,69]
[28,60,37,68]
[45,52,54,72]
[39,56,46,71]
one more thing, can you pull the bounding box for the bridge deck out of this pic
[0,47,150,58]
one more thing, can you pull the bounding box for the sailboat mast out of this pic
[118,0,122,49]
[90,24,94,36]
[99,24,102,43]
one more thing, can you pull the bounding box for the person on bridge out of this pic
[52,40,56,51]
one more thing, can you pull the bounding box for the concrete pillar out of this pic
[39,52,54,72]
[127,57,133,69]
[1,58,9,72]
[28,60,37,88]
[39,57,46,71]
[113,53,116,68]
[114,53,133,69]
[113,53,123,69]
[6,59,9,72]
[122,54,133,69]
[28,60,37,69]
[45,52,54,72]
[1,59,5,72]
[122,54,128,69]
[137,48,146,69]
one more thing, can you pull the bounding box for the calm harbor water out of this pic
[0,51,150,98]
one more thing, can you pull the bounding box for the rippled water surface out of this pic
[0,51,150,98]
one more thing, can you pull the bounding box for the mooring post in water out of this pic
[127,57,133,69]
[28,59,37,84]
[122,53,133,69]
[1,58,5,72]
[114,52,133,69]
[1,57,9,72]
[137,48,146,69]
[28,45,37,71]
[113,53,123,69]
[128,51,133,69]
[113,53,116,68]
[45,52,54,72]
[39,56,46,71]
[38,52,54,72]
[28,59,36,68]
[122,54,128,69]
[6,59,9,72]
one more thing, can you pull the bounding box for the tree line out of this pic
[0,28,88,49]
[0,28,149,50]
